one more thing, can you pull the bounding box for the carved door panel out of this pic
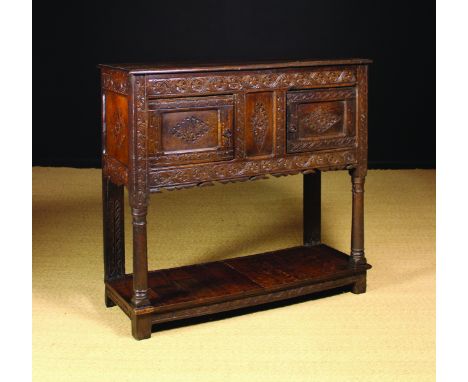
[148,96,234,166]
[286,87,356,153]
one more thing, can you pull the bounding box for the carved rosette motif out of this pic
[170,116,210,143]
[149,150,356,190]
[300,107,342,134]
[147,69,356,96]
[102,68,129,95]
[250,102,269,151]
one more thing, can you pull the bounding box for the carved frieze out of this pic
[147,69,356,96]
[149,150,356,191]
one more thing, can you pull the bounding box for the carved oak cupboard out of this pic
[99,59,372,340]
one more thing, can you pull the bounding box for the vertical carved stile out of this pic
[356,66,368,177]
[275,90,286,156]
[129,75,149,208]
[129,74,150,308]
[235,93,246,159]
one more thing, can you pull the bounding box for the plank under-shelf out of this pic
[105,244,371,324]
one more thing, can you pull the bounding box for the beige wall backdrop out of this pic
[33,168,435,381]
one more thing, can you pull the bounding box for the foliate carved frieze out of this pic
[102,69,129,95]
[149,150,356,190]
[103,155,128,186]
[146,69,356,96]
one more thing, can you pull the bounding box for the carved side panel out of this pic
[245,92,275,157]
[105,91,129,165]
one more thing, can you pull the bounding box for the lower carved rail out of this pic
[149,149,357,191]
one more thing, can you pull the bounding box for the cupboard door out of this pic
[287,87,356,153]
[148,95,234,166]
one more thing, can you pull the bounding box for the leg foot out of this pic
[351,275,367,294]
[132,315,152,340]
[105,290,116,307]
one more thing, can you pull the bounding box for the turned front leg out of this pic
[102,175,125,307]
[131,207,150,307]
[350,170,367,267]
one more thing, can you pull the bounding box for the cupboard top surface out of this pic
[98,58,372,75]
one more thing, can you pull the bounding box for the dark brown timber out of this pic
[100,59,372,340]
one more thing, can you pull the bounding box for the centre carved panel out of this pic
[170,116,210,143]
[245,92,274,157]
[299,106,342,134]
[250,102,269,151]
